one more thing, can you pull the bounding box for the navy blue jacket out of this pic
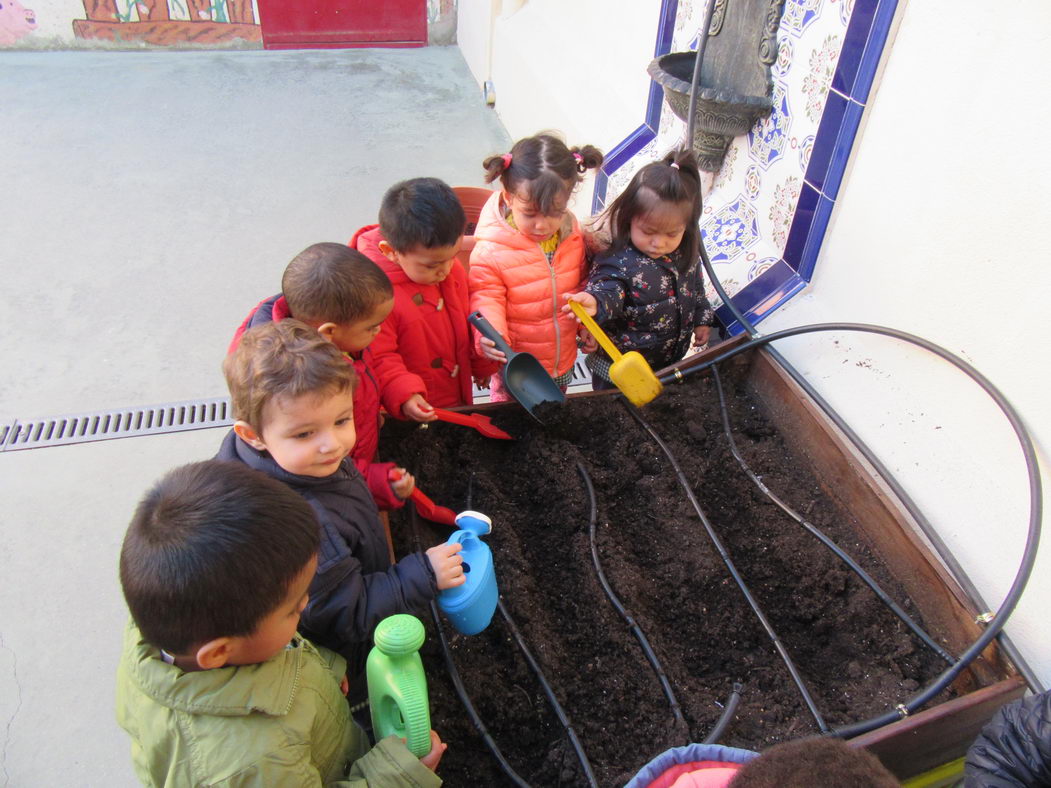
[966,690,1051,786]
[586,243,714,371]
[215,431,436,681]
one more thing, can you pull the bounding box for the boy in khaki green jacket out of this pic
[115,460,446,787]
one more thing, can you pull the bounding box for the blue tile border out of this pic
[852,0,899,105]
[716,260,808,336]
[594,0,902,328]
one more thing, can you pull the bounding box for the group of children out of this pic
[114,132,724,786]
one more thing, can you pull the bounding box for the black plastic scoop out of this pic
[469,311,566,423]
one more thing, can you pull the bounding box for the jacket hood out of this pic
[121,620,303,718]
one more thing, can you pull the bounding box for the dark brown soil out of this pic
[381,363,950,787]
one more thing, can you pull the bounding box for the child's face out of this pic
[387,241,462,286]
[327,297,394,354]
[630,202,689,259]
[256,387,356,478]
[227,555,316,665]
[505,187,567,243]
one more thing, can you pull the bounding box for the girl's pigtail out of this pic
[571,145,605,174]
[666,149,703,272]
[482,153,510,184]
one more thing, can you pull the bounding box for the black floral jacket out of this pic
[585,243,714,370]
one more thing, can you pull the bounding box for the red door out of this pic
[257,0,426,49]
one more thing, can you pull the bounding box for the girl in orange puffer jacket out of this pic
[469,133,603,402]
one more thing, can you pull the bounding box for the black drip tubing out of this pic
[710,366,956,665]
[702,683,743,745]
[496,599,599,787]
[576,461,687,729]
[696,231,1044,694]
[623,400,830,733]
[407,502,532,787]
[659,323,1042,737]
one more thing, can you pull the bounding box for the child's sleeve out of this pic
[343,736,443,787]
[368,308,427,419]
[222,737,441,787]
[468,250,510,344]
[302,545,435,658]
[355,458,405,511]
[585,251,631,324]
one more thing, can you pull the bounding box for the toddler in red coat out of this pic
[351,177,497,421]
[228,242,414,510]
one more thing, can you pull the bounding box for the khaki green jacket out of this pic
[116,620,441,787]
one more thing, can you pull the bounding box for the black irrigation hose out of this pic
[496,599,599,788]
[407,506,531,787]
[576,461,686,729]
[659,323,1042,737]
[710,366,956,665]
[698,240,1044,693]
[623,400,830,733]
[702,682,743,745]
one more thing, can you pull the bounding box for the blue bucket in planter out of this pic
[438,511,496,635]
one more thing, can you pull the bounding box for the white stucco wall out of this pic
[457,0,1051,687]
[760,1,1051,685]
[458,0,660,212]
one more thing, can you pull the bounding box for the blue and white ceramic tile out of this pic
[594,0,896,330]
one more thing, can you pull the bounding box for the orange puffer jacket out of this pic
[468,190,588,378]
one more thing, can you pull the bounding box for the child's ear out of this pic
[316,322,338,344]
[195,637,234,670]
[377,240,398,263]
[233,420,267,451]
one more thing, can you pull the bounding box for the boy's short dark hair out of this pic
[282,243,393,325]
[223,319,356,434]
[730,737,899,787]
[378,177,466,253]
[119,460,320,655]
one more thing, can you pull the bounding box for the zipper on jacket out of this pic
[547,259,561,375]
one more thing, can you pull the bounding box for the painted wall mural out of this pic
[72,0,259,44]
[595,0,897,334]
[0,0,37,44]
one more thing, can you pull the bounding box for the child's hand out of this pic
[402,394,436,422]
[693,325,712,347]
[339,675,349,696]
[479,336,507,364]
[388,468,416,500]
[562,291,598,318]
[426,541,466,590]
[577,326,598,354]
[418,730,448,771]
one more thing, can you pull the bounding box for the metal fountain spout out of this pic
[647,0,786,172]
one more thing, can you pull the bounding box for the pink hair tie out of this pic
[670,161,680,170]
[501,153,513,169]
[573,152,584,164]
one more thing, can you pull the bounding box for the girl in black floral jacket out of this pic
[564,150,714,389]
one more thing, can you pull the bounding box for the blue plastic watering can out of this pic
[438,511,497,635]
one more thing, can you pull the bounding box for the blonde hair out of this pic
[223,319,356,433]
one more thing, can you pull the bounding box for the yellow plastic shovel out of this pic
[569,301,663,407]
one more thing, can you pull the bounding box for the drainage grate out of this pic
[2,355,595,452]
[1,396,233,452]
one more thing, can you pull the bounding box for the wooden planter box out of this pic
[460,337,1024,780]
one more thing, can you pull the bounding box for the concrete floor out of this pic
[0,48,509,787]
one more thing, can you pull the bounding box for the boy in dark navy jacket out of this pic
[217,319,466,704]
